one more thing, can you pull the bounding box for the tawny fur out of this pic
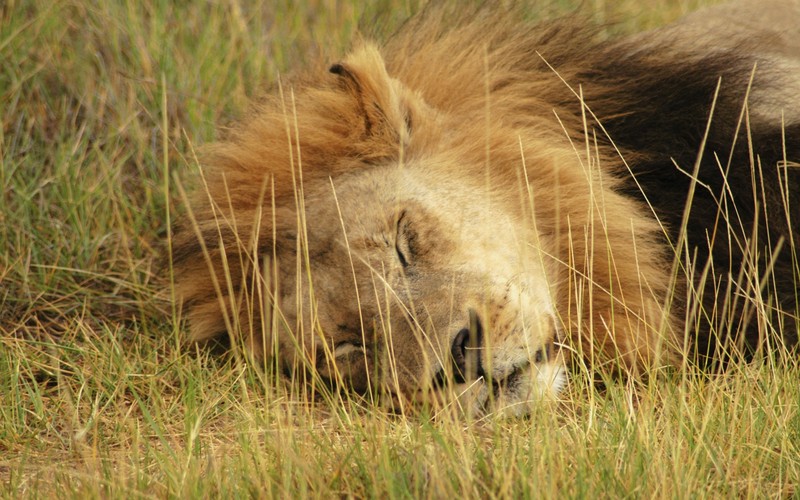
[171,1,800,411]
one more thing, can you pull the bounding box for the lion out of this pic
[170,1,800,417]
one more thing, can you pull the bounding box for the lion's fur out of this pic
[171,1,800,413]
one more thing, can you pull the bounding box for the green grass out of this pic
[2,0,798,497]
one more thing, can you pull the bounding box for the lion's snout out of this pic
[422,306,566,417]
[448,308,486,384]
[434,308,557,387]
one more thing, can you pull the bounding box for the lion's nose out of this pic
[450,309,485,383]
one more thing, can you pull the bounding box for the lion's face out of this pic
[174,45,581,418]
[274,162,566,416]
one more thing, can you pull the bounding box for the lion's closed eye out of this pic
[395,210,413,268]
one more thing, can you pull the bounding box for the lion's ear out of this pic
[329,45,411,146]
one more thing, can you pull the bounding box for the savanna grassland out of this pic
[2,0,799,497]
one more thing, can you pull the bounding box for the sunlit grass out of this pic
[1,0,798,497]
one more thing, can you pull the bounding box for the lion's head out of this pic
[171,44,581,417]
[172,16,679,416]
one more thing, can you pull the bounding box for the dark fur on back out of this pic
[583,48,800,362]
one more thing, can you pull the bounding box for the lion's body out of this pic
[171,1,800,416]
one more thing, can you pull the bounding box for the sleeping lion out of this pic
[170,1,800,417]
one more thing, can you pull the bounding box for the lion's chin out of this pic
[412,361,566,419]
[478,362,567,418]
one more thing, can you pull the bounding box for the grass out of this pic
[1,0,798,497]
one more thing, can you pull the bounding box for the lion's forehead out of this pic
[320,164,532,240]
[307,161,555,295]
